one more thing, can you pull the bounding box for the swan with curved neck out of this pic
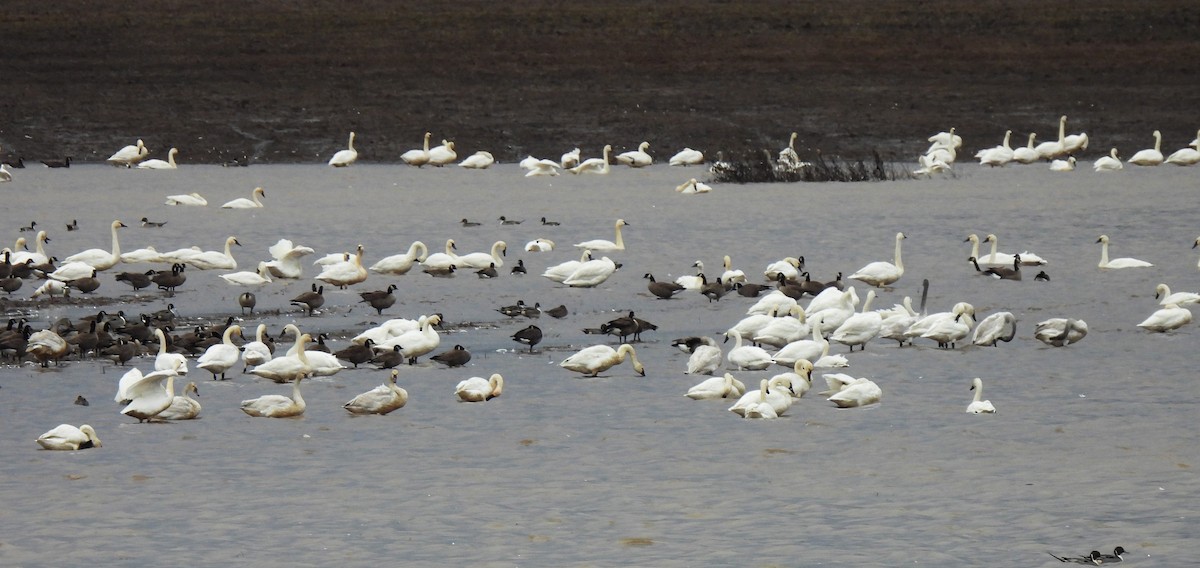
[121,362,179,422]
[369,241,429,274]
[966,378,996,413]
[401,131,432,166]
[1034,115,1067,159]
[455,373,504,402]
[569,145,612,174]
[573,219,627,251]
[1096,235,1153,268]
[186,236,241,270]
[242,373,308,418]
[560,343,646,377]
[421,239,459,270]
[37,424,102,450]
[64,220,126,271]
[154,327,189,374]
[250,333,314,384]
[1011,132,1039,163]
[138,147,179,169]
[222,186,266,208]
[328,132,358,167]
[344,369,409,414]
[1093,148,1123,172]
[1127,130,1164,166]
[849,232,905,288]
[456,241,507,269]
[1165,130,1200,165]
[10,230,50,265]
[315,244,367,288]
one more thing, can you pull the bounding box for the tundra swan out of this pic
[459,150,494,169]
[401,131,432,166]
[263,238,316,279]
[156,382,202,420]
[830,290,881,351]
[724,329,774,370]
[455,373,504,402]
[966,378,996,414]
[1010,132,1039,164]
[1155,283,1200,306]
[570,145,612,174]
[574,219,628,251]
[1096,235,1152,268]
[686,373,741,400]
[1165,130,1200,165]
[1093,148,1123,172]
[344,370,408,414]
[562,256,618,287]
[542,249,592,282]
[121,363,179,421]
[1049,156,1076,171]
[427,140,457,166]
[37,424,101,450]
[369,241,428,274]
[315,244,367,287]
[164,192,207,206]
[686,343,723,376]
[154,328,189,375]
[972,312,1017,347]
[138,147,178,169]
[197,324,244,380]
[1034,115,1066,159]
[1034,318,1088,346]
[63,220,126,270]
[221,186,266,208]
[1138,303,1192,332]
[669,147,704,166]
[328,132,358,167]
[849,232,905,288]
[729,377,793,417]
[560,147,581,168]
[828,377,882,408]
[242,375,307,417]
[560,343,646,377]
[616,141,652,167]
[1127,130,1163,166]
[977,130,1014,167]
[107,139,149,167]
[455,241,506,269]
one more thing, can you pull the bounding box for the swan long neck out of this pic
[987,236,999,262]
[492,241,504,261]
[972,379,984,402]
[893,234,904,270]
[110,222,122,258]
[164,374,176,399]
[1153,130,1161,152]
[1099,240,1110,266]
[861,291,876,313]
[347,132,356,151]
[224,238,235,258]
[967,236,980,259]
[1057,116,1066,143]
[1026,132,1036,148]
[612,222,624,249]
[156,329,168,355]
[1002,130,1012,149]
[292,376,306,409]
[423,132,431,152]
[409,241,428,261]
[36,232,48,255]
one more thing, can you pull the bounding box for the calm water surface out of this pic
[0,161,1196,566]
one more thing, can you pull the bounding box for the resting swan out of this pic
[1010,132,1040,164]
[728,376,793,417]
[669,147,704,166]
[616,141,652,167]
[328,132,358,167]
[1127,130,1163,166]
[156,382,202,420]
[455,241,506,269]
[455,373,504,402]
[542,249,592,282]
[421,239,459,270]
[459,150,494,169]
[107,139,148,167]
[37,424,102,450]
[427,140,457,166]
[723,329,774,371]
[1034,115,1066,159]
[560,343,646,377]
[315,244,368,287]
[569,145,612,174]
[1138,303,1192,332]
[849,232,905,288]
[966,378,997,414]
[686,373,744,400]
[185,236,241,270]
[344,370,408,414]
[164,192,207,206]
[1093,148,1123,172]
[972,311,1017,347]
[1096,235,1153,268]
[63,220,127,271]
[1165,130,1200,166]
[1155,283,1200,306]
[242,375,307,417]
[218,262,273,286]
[830,290,882,351]
[138,147,179,169]
[221,186,266,208]
[685,343,723,376]
[977,130,1014,167]
[369,241,428,274]
[574,219,628,251]
[828,377,882,408]
[250,333,315,383]
[1034,318,1088,346]
[1049,156,1076,171]
[562,256,618,287]
[401,131,432,166]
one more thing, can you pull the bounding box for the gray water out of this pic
[1,161,1196,566]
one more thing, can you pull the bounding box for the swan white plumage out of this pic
[574,218,628,251]
[724,329,774,371]
[569,145,612,174]
[542,249,592,283]
[1049,156,1076,171]
[924,141,957,165]
[63,220,127,270]
[828,377,882,408]
[920,308,975,349]
[369,241,428,274]
[222,186,266,208]
[525,238,555,252]
[46,261,97,282]
[977,130,1014,167]
[262,238,316,279]
[120,245,162,264]
[121,363,179,421]
[972,311,1017,347]
[164,192,207,206]
[806,287,858,332]
[764,257,803,281]
[1155,283,1200,306]
[814,341,850,368]
[1127,130,1163,166]
[525,158,561,176]
[242,375,307,418]
[1093,148,1123,172]
[747,290,798,316]
[1034,115,1066,159]
[686,343,723,376]
[669,147,704,166]
[777,132,810,170]
[1034,318,1088,346]
[913,152,952,175]
[966,378,996,414]
[674,260,705,290]
[1010,132,1039,164]
[421,239,459,270]
[561,343,646,377]
[315,244,368,287]
[1062,118,1089,154]
[401,131,432,166]
[560,148,581,168]
[686,373,742,400]
[114,367,143,404]
[154,328,189,375]
[352,316,430,345]
[728,308,787,343]
[562,255,618,287]
[675,178,712,194]
[455,241,506,269]
[964,233,1012,267]
[345,370,409,414]
[983,234,1047,266]
[138,147,179,169]
[218,262,273,286]
[328,132,358,167]
[720,255,746,285]
[904,302,974,342]
[10,230,50,265]
[37,424,102,450]
[427,140,457,166]
[1097,235,1153,268]
[753,309,810,348]
[459,150,494,169]
[830,290,881,351]
[107,139,149,167]
[1138,303,1192,332]
[0,164,11,182]
[849,232,905,288]
[241,323,273,372]
[183,236,241,270]
[616,141,652,167]
[1165,130,1200,165]
[197,324,244,380]
[728,376,793,417]
[375,315,442,363]
[250,333,315,383]
[156,382,202,420]
[455,373,504,402]
[926,127,962,152]
[279,324,344,377]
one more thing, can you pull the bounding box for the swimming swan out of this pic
[616,141,652,167]
[250,333,315,383]
[1138,303,1192,332]
[828,377,882,408]
[328,132,358,167]
[1127,130,1163,166]
[156,382,202,420]
[977,130,1014,167]
[455,373,504,402]
[570,145,612,174]
[849,232,905,288]
[164,192,207,206]
[574,219,628,251]
[242,375,307,417]
[369,241,429,274]
[1165,129,1200,165]
[669,147,704,166]
[1093,148,1123,172]
[983,234,1047,266]
[63,220,127,271]
[344,370,409,414]
[560,343,646,377]
[221,186,266,208]
[1096,235,1153,268]
[138,147,179,169]
[1049,156,1076,171]
[37,424,102,450]
[966,377,996,414]
[421,239,459,270]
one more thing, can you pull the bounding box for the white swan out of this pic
[1155,283,1200,306]
[250,333,315,383]
[421,239,459,270]
[279,325,344,377]
[345,370,409,414]
[427,140,457,166]
[777,132,809,171]
[121,363,179,421]
[675,178,712,194]
[686,343,723,376]
[1034,318,1088,346]
[563,256,618,287]
[459,150,494,169]
[724,329,774,370]
[524,238,555,252]
[983,234,1047,266]
[121,245,162,264]
[369,241,428,274]
[966,378,996,414]
[542,249,592,283]
[525,158,561,177]
[10,230,51,265]
[455,241,506,269]
[263,238,316,279]
[0,164,12,182]
[674,260,705,290]
[455,373,504,402]
[164,192,207,206]
[926,127,962,152]
[560,147,581,168]
[1093,148,1123,172]
[720,255,746,285]
[401,131,432,166]
[977,130,1014,167]
[753,309,811,348]
[37,424,102,450]
[242,323,273,372]
[1062,118,1089,154]
[63,220,126,271]
[807,287,859,333]
[154,328,189,375]
[616,141,652,167]
[560,343,646,377]
[156,382,202,420]
[686,373,742,400]
[114,367,144,404]
[849,232,905,288]
[1011,132,1040,164]
[219,262,273,286]
[1034,115,1066,159]
[773,360,814,399]
[1097,235,1152,268]
[728,376,793,417]
[353,315,430,345]
[315,244,368,287]
[569,145,612,174]
[972,311,1017,347]
[375,315,442,363]
[138,147,179,169]
[772,315,829,367]
[1127,130,1163,166]
[197,324,244,380]
[574,218,628,251]
[221,186,266,208]
[904,302,974,342]
[183,236,240,270]
[764,257,803,281]
[328,132,358,167]
[107,139,149,167]
[1138,304,1192,333]
[747,289,798,316]
[242,375,307,417]
[828,377,882,408]
[1049,156,1076,171]
[920,307,975,349]
[669,147,704,166]
[1165,130,1200,166]
[830,290,882,351]
[924,141,957,165]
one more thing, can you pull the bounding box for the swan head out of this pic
[793,359,814,377]
[970,377,983,392]
[964,234,978,244]
[228,236,242,247]
[488,374,504,397]
[896,232,906,241]
[111,220,127,230]
[185,382,199,396]
[1096,235,1110,244]
[1193,236,1200,249]
[615,219,628,228]
[79,425,102,447]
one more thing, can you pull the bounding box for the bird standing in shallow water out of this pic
[512,325,542,352]
[239,292,256,314]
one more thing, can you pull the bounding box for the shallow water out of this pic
[1,161,1196,566]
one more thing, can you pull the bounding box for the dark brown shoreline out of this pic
[2,1,1198,165]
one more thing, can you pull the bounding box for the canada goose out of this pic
[41,156,72,168]
[238,291,256,314]
[116,270,153,291]
[152,264,187,294]
[359,284,397,315]
[645,273,686,299]
[511,324,542,352]
[334,339,376,368]
[430,344,471,367]
[735,282,768,297]
[701,277,728,302]
[510,259,527,275]
[545,305,568,319]
[476,263,498,278]
[983,255,1022,280]
[290,283,324,316]
[372,345,404,369]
